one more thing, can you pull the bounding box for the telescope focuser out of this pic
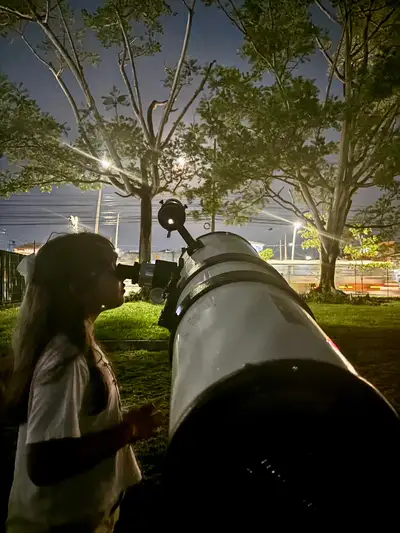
[115,198,202,302]
[158,198,203,255]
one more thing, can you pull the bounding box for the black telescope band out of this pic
[176,251,313,317]
[167,253,314,336]
[166,267,314,361]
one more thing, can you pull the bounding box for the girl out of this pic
[6,233,160,533]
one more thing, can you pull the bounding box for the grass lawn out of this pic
[95,302,167,341]
[0,303,167,352]
[1,301,399,530]
[0,308,19,354]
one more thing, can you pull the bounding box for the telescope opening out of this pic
[165,360,399,525]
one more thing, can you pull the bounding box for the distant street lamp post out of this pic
[284,233,287,260]
[94,187,102,234]
[94,157,110,235]
[114,213,120,252]
[291,222,301,261]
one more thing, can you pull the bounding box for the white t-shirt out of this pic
[7,335,142,532]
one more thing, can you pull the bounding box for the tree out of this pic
[182,107,273,234]
[0,73,98,191]
[259,248,274,261]
[0,0,215,262]
[202,0,400,290]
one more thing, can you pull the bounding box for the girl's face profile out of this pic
[85,252,125,314]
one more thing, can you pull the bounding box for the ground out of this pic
[0,301,399,530]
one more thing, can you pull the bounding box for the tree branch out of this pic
[0,5,34,22]
[299,182,327,236]
[315,34,345,83]
[346,222,399,229]
[29,10,132,193]
[19,32,103,169]
[147,100,168,141]
[118,49,141,119]
[56,0,83,75]
[114,7,149,141]
[13,177,112,188]
[265,185,312,226]
[155,0,196,148]
[216,0,289,106]
[353,102,400,181]
[350,8,396,59]
[45,0,50,23]
[215,0,246,33]
[115,191,136,198]
[161,61,216,148]
[314,0,338,24]
[324,23,345,105]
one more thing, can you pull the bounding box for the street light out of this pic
[291,222,301,261]
[175,156,186,169]
[101,158,111,169]
[69,215,80,233]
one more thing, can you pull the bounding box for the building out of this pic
[12,243,43,255]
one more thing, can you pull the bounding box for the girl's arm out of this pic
[27,419,132,486]
[26,347,160,486]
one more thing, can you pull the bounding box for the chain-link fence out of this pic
[0,251,25,305]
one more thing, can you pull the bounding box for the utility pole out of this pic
[284,234,287,260]
[211,138,217,232]
[115,213,120,251]
[291,223,301,261]
[279,240,282,261]
[94,187,102,234]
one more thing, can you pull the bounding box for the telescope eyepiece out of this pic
[115,263,140,282]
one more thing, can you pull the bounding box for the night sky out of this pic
[0,1,377,254]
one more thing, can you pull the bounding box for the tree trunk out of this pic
[319,241,340,292]
[316,190,352,292]
[139,193,152,263]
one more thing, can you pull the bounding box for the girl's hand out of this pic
[123,404,163,441]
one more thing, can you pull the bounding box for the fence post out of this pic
[0,252,3,305]
[354,263,357,296]
[0,250,25,306]
[386,266,389,298]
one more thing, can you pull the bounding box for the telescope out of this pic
[117,199,399,525]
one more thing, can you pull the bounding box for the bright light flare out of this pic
[168,218,175,225]
[294,222,302,230]
[175,156,186,168]
[101,158,111,169]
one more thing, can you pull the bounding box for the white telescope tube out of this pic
[162,231,399,524]
[169,232,357,435]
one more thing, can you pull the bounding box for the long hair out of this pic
[7,232,115,424]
